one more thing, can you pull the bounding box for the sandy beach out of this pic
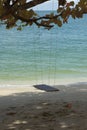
[0,82,87,130]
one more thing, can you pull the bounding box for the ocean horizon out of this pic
[0,12,87,85]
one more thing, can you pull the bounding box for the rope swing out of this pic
[33,0,59,91]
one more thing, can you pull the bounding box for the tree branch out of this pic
[0,0,50,19]
[18,0,49,10]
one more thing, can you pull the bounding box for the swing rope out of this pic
[33,0,58,87]
[33,25,37,85]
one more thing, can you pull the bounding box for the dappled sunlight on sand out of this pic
[0,82,87,130]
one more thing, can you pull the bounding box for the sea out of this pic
[0,12,87,86]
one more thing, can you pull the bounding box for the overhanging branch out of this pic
[18,0,50,10]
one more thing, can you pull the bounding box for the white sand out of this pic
[0,81,87,130]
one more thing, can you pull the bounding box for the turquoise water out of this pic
[0,13,87,84]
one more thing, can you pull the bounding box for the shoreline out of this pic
[0,81,87,98]
[0,79,87,96]
[0,77,87,87]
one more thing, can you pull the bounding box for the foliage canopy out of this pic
[0,0,87,30]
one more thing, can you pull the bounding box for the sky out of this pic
[32,0,80,10]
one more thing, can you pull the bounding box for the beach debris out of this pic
[42,111,53,117]
[6,111,17,116]
[64,103,72,109]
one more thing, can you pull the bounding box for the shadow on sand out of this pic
[0,82,87,130]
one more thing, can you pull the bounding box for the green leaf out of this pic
[17,26,22,31]
[70,1,74,6]
[54,19,62,27]
[57,7,63,13]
